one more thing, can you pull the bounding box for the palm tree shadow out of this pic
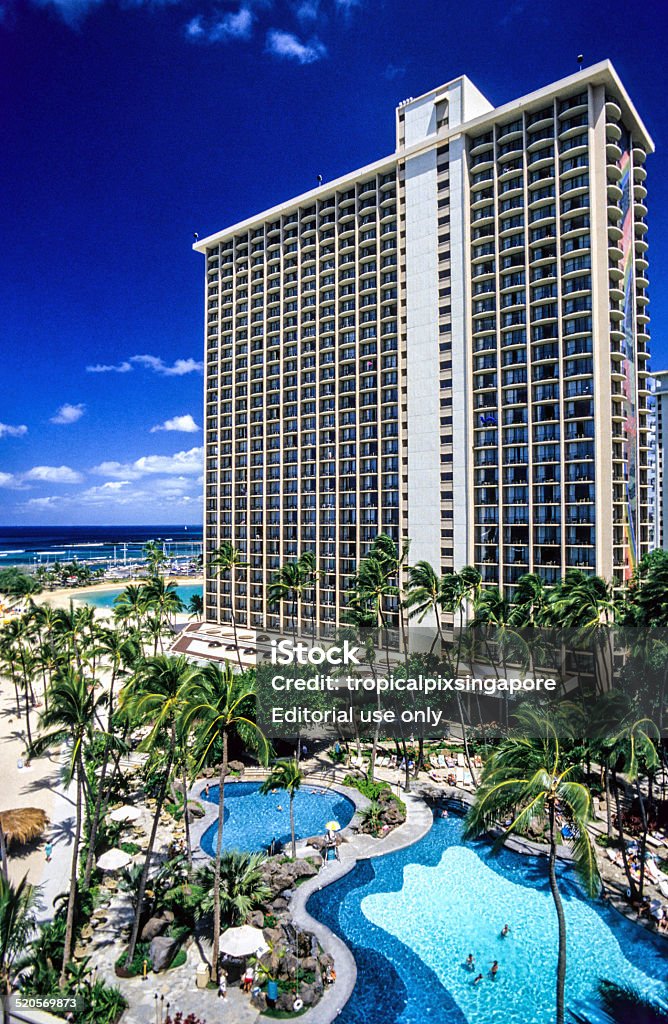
[48,816,75,848]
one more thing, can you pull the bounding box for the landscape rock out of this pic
[246,910,264,928]
[186,801,205,819]
[228,760,245,772]
[140,915,169,943]
[250,991,267,1012]
[299,982,318,1007]
[149,936,180,972]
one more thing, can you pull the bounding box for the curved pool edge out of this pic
[293,784,435,1024]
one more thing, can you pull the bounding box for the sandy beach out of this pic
[35,575,203,626]
[1,575,203,915]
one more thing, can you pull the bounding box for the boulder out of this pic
[150,936,180,972]
[228,760,245,772]
[281,952,300,979]
[305,835,327,851]
[292,859,317,879]
[299,982,318,1007]
[275,993,295,1013]
[246,910,264,928]
[186,801,205,819]
[250,991,267,1012]
[262,926,284,948]
[140,915,169,943]
[268,897,288,914]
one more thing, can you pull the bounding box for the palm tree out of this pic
[82,629,139,887]
[143,540,168,578]
[210,542,248,669]
[0,873,40,999]
[268,560,307,644]
[260,759,303,859]
[187,593,204,620]
[405,560,444,657]
[196,851,270,927]
[35,669,107,985]
[464,707,599,1024]
[119,654,202,965]
[113,584,148,635]
[182,663,269,981]
[142,577,184,636]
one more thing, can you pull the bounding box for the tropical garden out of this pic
[0,539,665,1023]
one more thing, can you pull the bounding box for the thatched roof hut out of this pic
[0,807,49,847]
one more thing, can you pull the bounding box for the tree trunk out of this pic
[212,730,229,982]
[182,758,192,871]
[548,804,567,1024]
[0,823,8,880]
[611,769,637,901]
[60,761,83,986]
[83,671,116,888]
[456,695,477,789]
[603,765,612,839]
[126,732,175,965]
[290,793,296,860]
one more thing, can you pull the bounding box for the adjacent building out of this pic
[652,370,668,550]
[195,60,653,635]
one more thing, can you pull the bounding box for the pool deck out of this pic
[189,768,433,1024]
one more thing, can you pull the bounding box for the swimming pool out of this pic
[199,781,355,855]
[308,813,667,1024]
[77,583,202,609]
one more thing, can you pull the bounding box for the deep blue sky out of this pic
[1,0,666,525]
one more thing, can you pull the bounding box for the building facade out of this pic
[196,60,653,634]
[652,371,668,550]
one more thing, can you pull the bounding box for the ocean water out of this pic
[0,525,203,570]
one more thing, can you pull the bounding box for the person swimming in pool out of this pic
[490,961,499,978]
[277,805,283,811]
[473,973,483,986]
[466,954,475,970]
[500,923,510,937]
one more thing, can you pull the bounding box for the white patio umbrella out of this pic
[219,925,268,958]
[97,848,133,871]
[109,805,142,823]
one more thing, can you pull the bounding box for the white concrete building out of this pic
[196,60,654,633]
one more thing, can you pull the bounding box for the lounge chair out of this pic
[437,755,447,769]
[658,878,668,900]
[457,753,466,768]
[455,766,465,786]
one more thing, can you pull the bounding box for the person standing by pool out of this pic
[490,961,499,978]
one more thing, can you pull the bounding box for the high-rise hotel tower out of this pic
[195,61,653,635]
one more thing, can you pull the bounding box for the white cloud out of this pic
[86,360,132,373]
[24,465,84,484]
[0,422,28,438]
[185,5,254,43]
[0,471,17,488]
[92,446,203,481]
[50,402,85,425]
[150,414,201,434]
[293,0,319,21]
[29,0,104,26]
[130,354,204,376]
[266,28,326,63]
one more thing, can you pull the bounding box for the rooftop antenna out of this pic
[577,54,584,69]
[317,174,323,186]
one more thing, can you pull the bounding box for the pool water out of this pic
[199,781,355,854]
[78,584,202,609]
[308,813,668,1024]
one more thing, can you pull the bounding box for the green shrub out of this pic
[168,948,187,970]
[115,941,151,976]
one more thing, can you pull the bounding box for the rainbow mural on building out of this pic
[618,137,637,579]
